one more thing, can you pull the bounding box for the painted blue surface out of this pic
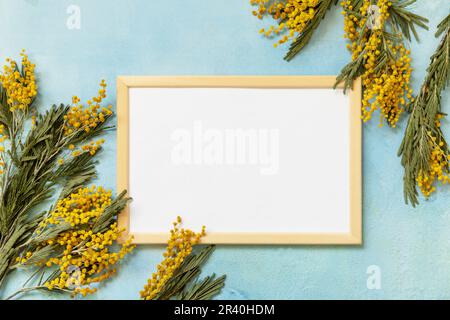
[1,0,450,300]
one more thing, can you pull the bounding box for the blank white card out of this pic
[127,88,351,235]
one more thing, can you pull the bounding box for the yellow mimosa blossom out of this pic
[0,51,132,299]
[416,116,450,197]
[251,0,319,47]
[342,0,413,127]
[67,138,104,159]
[80,138,105,156]
[140,217,206,300]
[39,186,112,228]
[19,186,135,297]
[64,80,113,136]
[0,50,37,111]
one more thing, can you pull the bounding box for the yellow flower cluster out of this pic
[140,217,206,300]
[64,80,113,136]
[416,121,450,197]
[342,0,413,127]
[0,50,37,111]
[39,186,112,228]
[251,0,318,47]
[67,138,105,159]
[361,39,412,127]
[42,223,134,297]
[0,124,5,141]
[20,186,134,297]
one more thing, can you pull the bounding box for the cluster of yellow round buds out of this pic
[0,50,37,111]
[38,186,112,229]
[74,287,98,297]
[361,40,412,127]
[64,80,113,136]
[435,113,445,128]
[251,0,318,47]
[251,0,268,19]
[22,187,135,297]
[80,139,105,156]
[15,251,33,265]
[0,124,6,140]
[140,216,206,300]
[342,0,412,127]
[342,0,368,53]
[416,126,450,198]
[41,224,134,297]
[39,229,134,297]
[67,138,105,158]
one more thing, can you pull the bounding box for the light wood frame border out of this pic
[117,76,362,245]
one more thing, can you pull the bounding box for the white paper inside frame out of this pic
[127,87,354,237]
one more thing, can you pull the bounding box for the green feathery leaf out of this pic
[285,0,339,61]
[398,14,450,206]
[154,245,225,300]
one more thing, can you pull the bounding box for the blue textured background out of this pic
[1,0,450,300]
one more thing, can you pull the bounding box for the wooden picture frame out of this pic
[117,76,362,245]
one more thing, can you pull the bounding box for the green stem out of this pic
[5,285,46,300]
